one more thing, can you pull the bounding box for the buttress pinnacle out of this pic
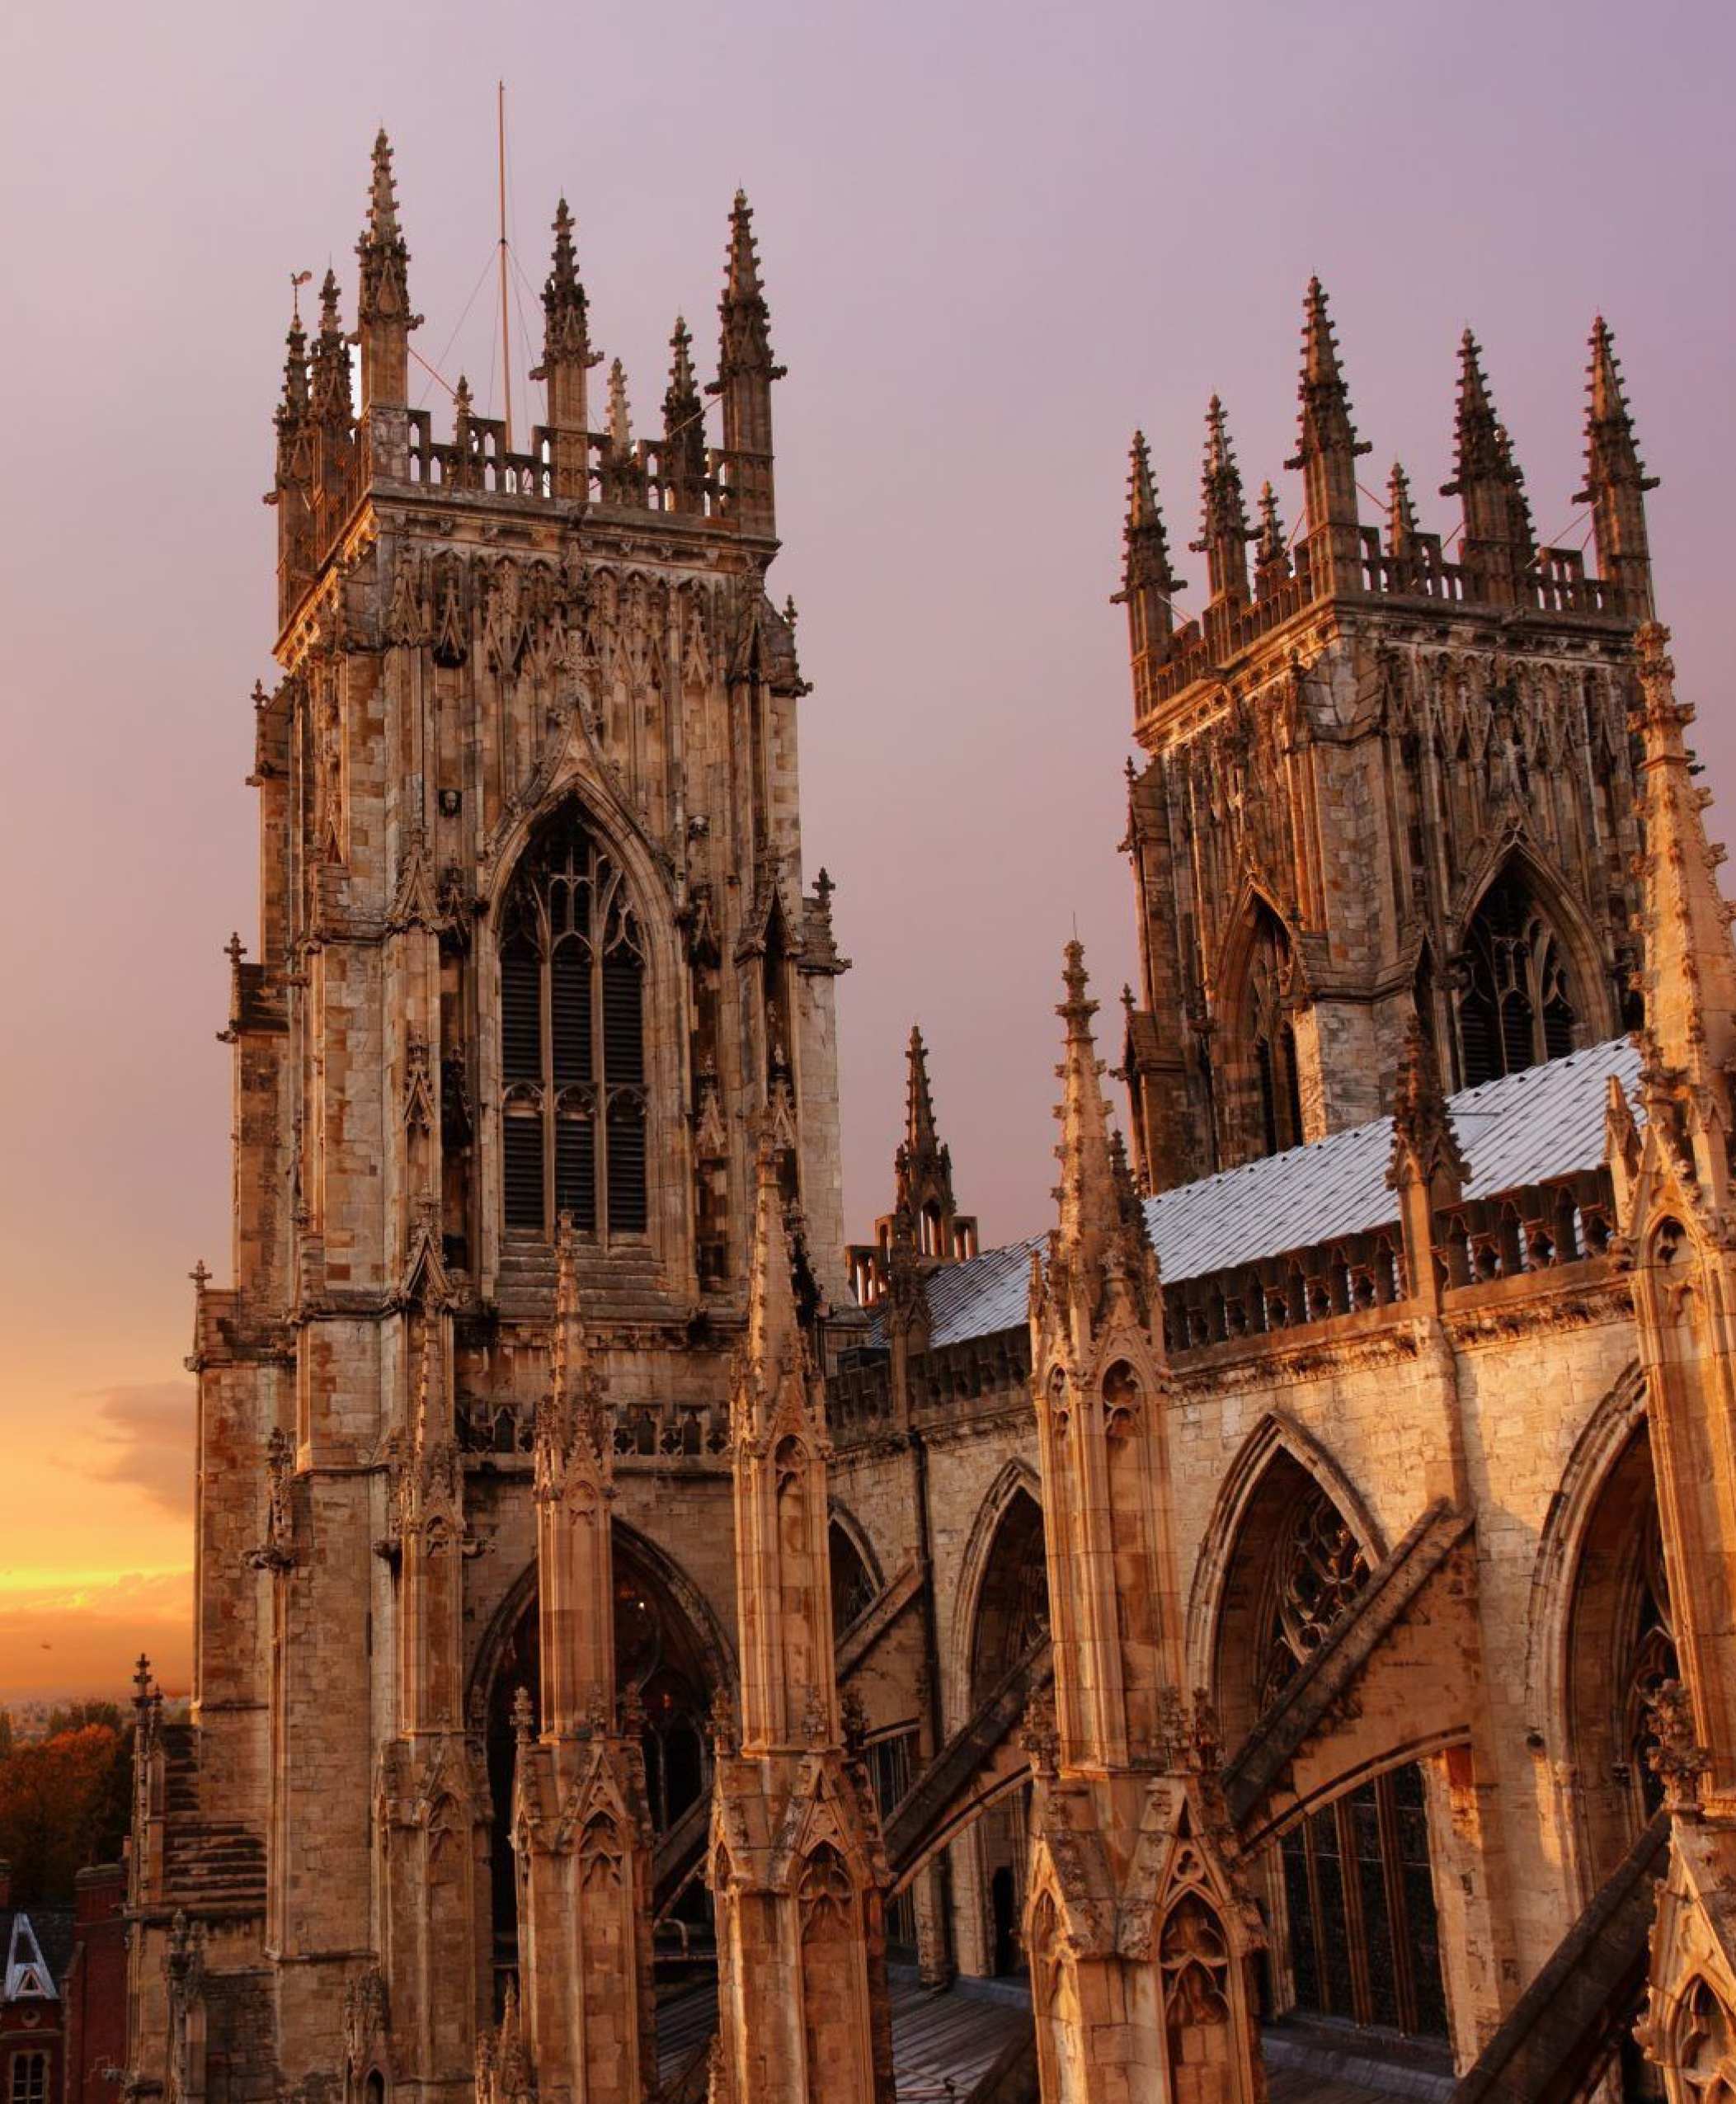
[745,1130,802,1385]
[906,1025,939,1153]
[717,189,780,379]
[1288,275,1368,473]
[1051,941,1122,1282]
[1192,395,1254,600]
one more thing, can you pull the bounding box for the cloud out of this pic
[0,1570,191,1702]
[80,1381,196,1515]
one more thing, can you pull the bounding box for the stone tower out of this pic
[125,135,854,2104]
[1119,289,1654,1190]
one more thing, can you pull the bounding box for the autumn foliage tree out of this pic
[0,1723,132,1902]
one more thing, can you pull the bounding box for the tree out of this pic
[0,1725,132,1902]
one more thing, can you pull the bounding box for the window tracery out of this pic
[498,805,647,1240]
[1255,1480,1370,1711]
[1455,867,1576,1088]
[1679,1978,1736,2104]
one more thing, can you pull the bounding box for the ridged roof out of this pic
[880,1038,1641,1353]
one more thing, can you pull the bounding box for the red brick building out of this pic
[0,1862,126,2104]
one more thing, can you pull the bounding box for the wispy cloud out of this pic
[78,1381,195,1515]
[0,1568,191,1701]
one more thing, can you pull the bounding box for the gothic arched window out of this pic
[1243,906,1303,1159]
[1456,868,1577,1089]
[498,806,647,1240]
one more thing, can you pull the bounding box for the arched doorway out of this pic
[965,1485,1050,1979]
[481,1529,725,1988]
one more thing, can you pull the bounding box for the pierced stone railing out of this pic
[1433,1168,1617,1290]
[1160,1225,1408,1353]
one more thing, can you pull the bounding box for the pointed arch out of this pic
[1447,833,1615,1086]
[947,1460,1047,1728]
[1185,1410,1382,1708]
[1214,887,1306,1162]
[1523,1365,1674,1901]
[479,760,693,1284]
[826,1499,882,1642]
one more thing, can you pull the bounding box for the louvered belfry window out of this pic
[498,805,647,1239]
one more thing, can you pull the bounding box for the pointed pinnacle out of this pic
[746,1130,800,1375]
[368,129,400,238]
[608,357,633,450]
[1578,315,1654,497]
[1257,481,1286,566]
[1387,461,1418,553]
[727,189,762,299]
[1192,394,1254,556]
[550,196,578,289]
[906,1024,939,1150]
[1052,941,1120,1264]
[318,268,342,334]
[1127,431,1158,526]
[1289,275,1367,470]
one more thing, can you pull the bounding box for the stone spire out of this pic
[905,1023,939,1157]
[1442,330,1534,601]
[712,190,782,534]
[532,198,601,497]
[1387,1013,1468,1203]
[308,270,353,429]
[355,129,418,412]
[661,315,706,508]
[606,357,633,454]
[742,1126,803,1414]
[1577,317,1657,617]
[1193,395,1254,604]
[1387,460,1419,558]
[271,307,315,619]
[1288,275,1368,591]
[1044,942,1157,1343]
[1024,949,1264,2102]
[1117,430,1188,659]
[1632,625,1736,1108]
[1255,480,1291,596]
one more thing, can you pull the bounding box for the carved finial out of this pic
[906,1025,939,1152]
[308,269,352,426]
[1577,317,1657,615]
[1646,1678,1710,1811]
[190,1259,210,1292]
[355,129,417,346]
[717,189,779,379]
[511,1684,534,1744]
[1120,430,1187,627]
[1192,395,1254,602]
[1387,461,1418,558]
[134,1654,153,1706]
[745,1127,802,1382]
[1254,480,1291,594]
[1630,623,1736,1094]
[607,356,633,454]
[1044,940,1152,1330]
[1288,275,1368,479]
[1442,329,1534,581]
[1386,1011,1468,1198]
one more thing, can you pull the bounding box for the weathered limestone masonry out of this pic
[708,1138,894,2104]
[125,133,857,2104]
[1023,944,1263,2104]
[128,122,1736,2104]
[1119,287,1653,1190]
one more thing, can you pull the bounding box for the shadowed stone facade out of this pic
[125,131,1736,2104]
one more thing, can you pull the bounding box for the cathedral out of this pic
[122,134,1736,2104]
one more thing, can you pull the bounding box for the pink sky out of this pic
[2,0,1733,1696]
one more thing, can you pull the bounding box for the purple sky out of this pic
[2,0,1733,1682]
